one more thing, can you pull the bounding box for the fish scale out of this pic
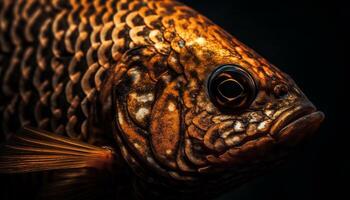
[0,0,174,143]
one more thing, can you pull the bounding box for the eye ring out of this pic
[207,65,257,112]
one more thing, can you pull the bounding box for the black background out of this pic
[178,0,348,199]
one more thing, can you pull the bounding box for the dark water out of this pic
[178,0,347,199]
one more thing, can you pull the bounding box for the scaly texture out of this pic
[0,0,179,144]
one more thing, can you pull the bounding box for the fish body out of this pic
[0,0,324,199]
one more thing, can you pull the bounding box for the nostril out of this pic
[273,84,289,98]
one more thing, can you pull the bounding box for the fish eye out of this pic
[207,65,257,112]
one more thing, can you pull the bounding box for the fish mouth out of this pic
[270,103,325,145]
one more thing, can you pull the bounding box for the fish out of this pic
[0,0,325,199]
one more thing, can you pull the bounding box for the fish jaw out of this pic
[270,102,325,146]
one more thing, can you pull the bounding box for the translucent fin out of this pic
[0,127,115,173]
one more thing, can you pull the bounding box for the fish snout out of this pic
[270,102,325,146]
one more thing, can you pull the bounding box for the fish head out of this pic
[173,22,325,170]
[112,2,324,191]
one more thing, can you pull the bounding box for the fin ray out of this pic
[0,127,114,173]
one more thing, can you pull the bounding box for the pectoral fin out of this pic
[0,127,115,173]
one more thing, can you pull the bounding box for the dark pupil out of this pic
[208,65,257,111]
[217,79,244,100]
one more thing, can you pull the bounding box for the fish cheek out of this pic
[126,68,155,129]
[150,77,185,170]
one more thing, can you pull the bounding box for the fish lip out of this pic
[270,102,324,140]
